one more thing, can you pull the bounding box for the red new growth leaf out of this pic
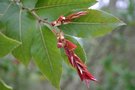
[51,16,66,26]
[57,34,97,87]
[64,40,77,51]
[66,11,88,20]
[51,11,88,26]
[54,10,96,88]
[64,47,97,87]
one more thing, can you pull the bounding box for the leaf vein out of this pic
[69,22,121,25]
[39,25,54,72]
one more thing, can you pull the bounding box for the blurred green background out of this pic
[0,0,135,90]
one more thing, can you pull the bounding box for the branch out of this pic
[12,0,58,35]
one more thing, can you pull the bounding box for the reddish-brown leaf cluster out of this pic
[51,11,88,26]
[56,32,97,88]
[52,11,97,87]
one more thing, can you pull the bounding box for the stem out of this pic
[30,10,50,25]
[12,0,59,35]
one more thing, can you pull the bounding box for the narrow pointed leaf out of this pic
[31,26,62,89]
[59,9,126,38]
[0,32,21,57]
[35,0,97,21]
[0,3,36,65]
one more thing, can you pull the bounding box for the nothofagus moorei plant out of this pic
[0,0,125,89]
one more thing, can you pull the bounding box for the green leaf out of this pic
[35,0,97,21]
[0,0,12,21]
[22,0,38,9]
[31,26,62,89]
[0,32,21,57]
[0,79,12,90]
[0,3,36,65]
[0,0,11,15]
[59,9,126,38]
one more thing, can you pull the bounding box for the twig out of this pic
[12,0,59,35]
